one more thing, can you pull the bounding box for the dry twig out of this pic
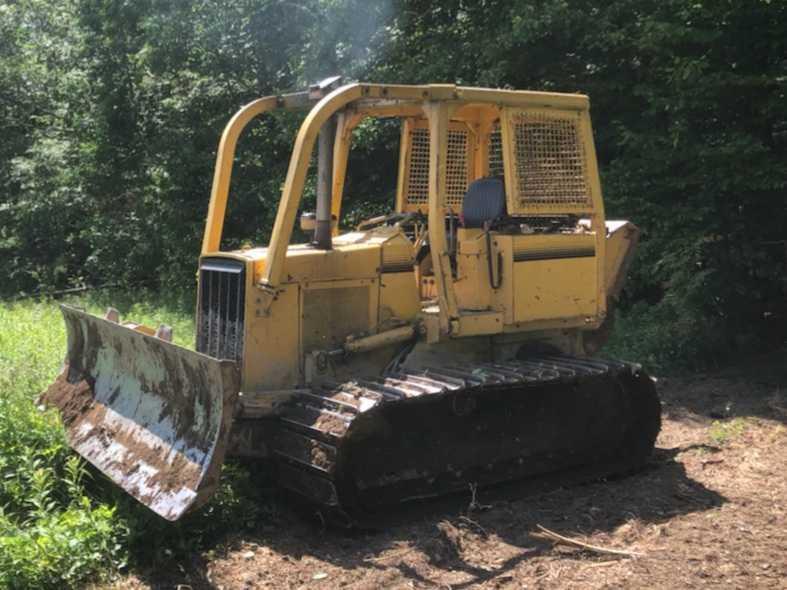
[586,560,619,568]
[701,458,724,468]
[467,483,491,512]
[533,524,644,558]
[459,515,488,536]
[365,546,418,564]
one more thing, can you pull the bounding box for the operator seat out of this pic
[462,177,507,228]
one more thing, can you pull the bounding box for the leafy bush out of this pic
[0,499,123,589]
[3,1,785,366]
[0,301,125,588]
[603,301,730,373]
[0,296,270,588]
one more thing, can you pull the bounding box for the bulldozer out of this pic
[41,79,661,523]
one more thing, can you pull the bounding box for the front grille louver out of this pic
[197,258,245,361]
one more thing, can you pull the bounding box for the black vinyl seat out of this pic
[461,177,506,228]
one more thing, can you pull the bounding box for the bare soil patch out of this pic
[116,351,787,589]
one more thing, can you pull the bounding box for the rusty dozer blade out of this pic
[39,305,240,521]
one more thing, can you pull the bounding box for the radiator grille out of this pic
[197,258,245,361]
[509,110,591,208]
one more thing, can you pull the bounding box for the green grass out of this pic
[708,417,749,446]
[602,301,729,374]
[0,293,268,589]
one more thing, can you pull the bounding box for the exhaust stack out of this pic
[309,76,342,250]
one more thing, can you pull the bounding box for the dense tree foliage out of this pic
[1,0,784,367]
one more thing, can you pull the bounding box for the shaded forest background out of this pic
[1,0,785,368]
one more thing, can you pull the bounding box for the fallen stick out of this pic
[467,482,491,512]
[533,524,644,558]
[459,515,488,536]
[587,560,618,568]
[365,546,417,564]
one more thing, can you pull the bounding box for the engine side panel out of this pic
[242,283,301,392]
[220,228,421,392]
[454,231,601,331]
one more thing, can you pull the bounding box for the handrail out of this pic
[203,83,591,258]
[201,96,279,255]
[261,84,367,289]
[201,89,327,255]
[206,83,598,330]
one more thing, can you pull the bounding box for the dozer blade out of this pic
[39,305,240,521]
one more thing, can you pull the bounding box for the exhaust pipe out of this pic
[304,75,343,250]
[314,115,336,250]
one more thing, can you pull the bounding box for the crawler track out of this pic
[268,355,661,524]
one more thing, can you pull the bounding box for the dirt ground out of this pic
[120,351,786,589]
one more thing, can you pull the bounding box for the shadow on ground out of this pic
[657,348,786,423]
[106,348,787,588]
[106,350,787,588]
[131,445,725,589]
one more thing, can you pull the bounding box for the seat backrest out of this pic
[461,177,506,228]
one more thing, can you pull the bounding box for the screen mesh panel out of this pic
[508,110,591,208]
[445,128,470,209]
[488,122,504,177]
[404,128,430,206]
[402,122,471,210]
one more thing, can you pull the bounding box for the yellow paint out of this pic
[242,283,300,391]
[513,258,597,322]
[300,278,379,354]
[202,96,278,255]
[454,229,493,311]
[263,85,365,291]
[424,101,460,332]
[380,273,420,325]
[330,112,365,235]
[193,83,635,392]
[455,310,504,336]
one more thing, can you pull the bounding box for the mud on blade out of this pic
[39,305,240,520]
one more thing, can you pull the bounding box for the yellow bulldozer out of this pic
[41,79,660,523]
